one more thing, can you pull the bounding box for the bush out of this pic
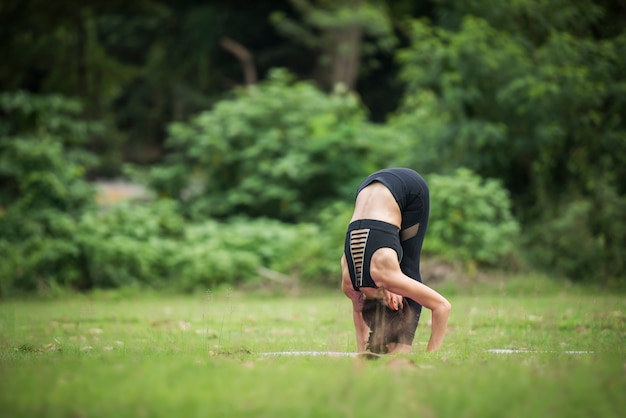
[282,201,352,286]
[176,214,349,290]
[426,168,520,267]
[74,200,346,292]
[0,167,349,295]
[0,93,97,296]
[76,200,185,289]
[150,68,401,222]
[526,184,626,285]
[175,218,304,291]
[68,168,523,292]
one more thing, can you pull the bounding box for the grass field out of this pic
[1,277,624,418]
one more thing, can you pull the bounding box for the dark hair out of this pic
[362,297,419,354]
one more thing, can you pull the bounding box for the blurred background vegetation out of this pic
[1,0,625,297]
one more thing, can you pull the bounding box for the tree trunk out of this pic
[220,36,257,86]
[328,25,363,91]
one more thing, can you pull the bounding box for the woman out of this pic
[341,168,451,353]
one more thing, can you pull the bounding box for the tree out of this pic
[394,1,626,283]
[271,0,396,91]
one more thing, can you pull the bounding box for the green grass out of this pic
[1,278,625,418]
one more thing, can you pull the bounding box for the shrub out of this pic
[0,93,97,296]
[75,200,344,292]
[426,168,520,267]
[278,201,352,286]
[150,69,400,222]
[76,200,185,289]
[526,184,626,285]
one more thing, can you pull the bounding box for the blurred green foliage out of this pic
[395,6,626,284]
[150,69,395,222]
[427,169,520,267]
[0,87,521,295]
[0,93,98,295]
[1,0,625,293]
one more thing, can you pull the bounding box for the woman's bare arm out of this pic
[351,302,370,352]
[341,255,371,352]
[371,248,451,352]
